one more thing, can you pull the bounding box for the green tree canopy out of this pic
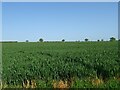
[110,37,116,41]
[85,38,88,42]
[39,38,43,42]
[26,40,29,42]
[62,39,65,42]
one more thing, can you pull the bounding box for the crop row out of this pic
[2,41,120,88]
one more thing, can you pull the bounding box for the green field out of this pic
[2,41,120,88]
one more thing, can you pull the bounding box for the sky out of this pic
[2,2,118,41]
[0,2,2,42]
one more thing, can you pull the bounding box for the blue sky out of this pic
[0,2,2,41]
[2,2,118,41]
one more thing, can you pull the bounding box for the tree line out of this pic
[25,37,118,42]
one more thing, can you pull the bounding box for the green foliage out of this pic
[110,37,116,42]
[62,39,65,42]
[71,78,92,88]
[104,78,120,88]
[38,81,46,88]
[39,38,43,42]
[2,41,119,88]
[85,38,88,42]
[101,39,104,41]
[26,40,29,42]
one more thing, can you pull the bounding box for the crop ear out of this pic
[26,80,30,88]
[31,80,36,88]
[22,79,26,88]
[22,80,30,88]
[52,80,57,88]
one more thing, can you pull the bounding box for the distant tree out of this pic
[39,38,43,42]
[85,38,88,42]
[119,39,120,41]
[78,40,80,42]
[101,39,104,41]
[26,40,29,42]
[110,37,116,41]
[62,39,65,42]
[97,40,100,42]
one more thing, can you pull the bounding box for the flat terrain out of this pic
[2,41,120,88]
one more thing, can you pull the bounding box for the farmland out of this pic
[2,41,120,88]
